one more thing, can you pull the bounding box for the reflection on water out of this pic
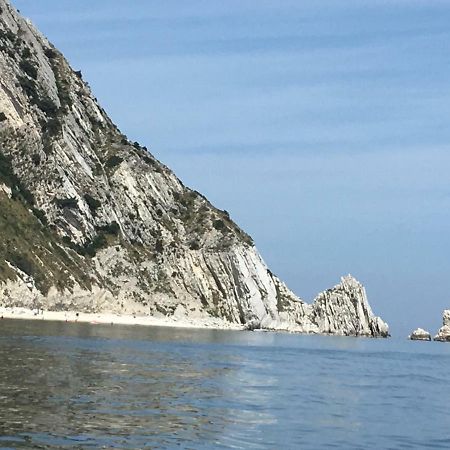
[1,320,450,449]
[0,321,277,449]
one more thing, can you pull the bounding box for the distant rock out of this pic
[434,310,450,342]
[443,310,450,326]
[409,328,431,341]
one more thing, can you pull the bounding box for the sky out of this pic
[13,0,450,337]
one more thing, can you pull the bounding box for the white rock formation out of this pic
[434,310,450,342]
[409,328,431,341]
[309,275,389,336]
[0,0,389,337]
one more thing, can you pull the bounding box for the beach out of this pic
[0,306,244,331]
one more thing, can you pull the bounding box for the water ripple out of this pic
[1,320,450,448]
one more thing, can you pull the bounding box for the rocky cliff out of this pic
[0,0,388,336]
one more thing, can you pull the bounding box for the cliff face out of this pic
[310,275,388,337]
[0,0,388,336]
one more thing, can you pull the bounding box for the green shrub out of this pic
[19,59,38,80]
[84,194,101,212]
[32,208,48,225]
[155,239,164,253]
[189,240,200,250]
[18,75,37,98]
[213,219,225,230]
[21,47,31,58]
[42,117,61,135]
[64,233,108,258]
[44,48,57,59]
[37,97,58,116]
[12,186,35,205]
[56,78,72,108]
[105,155,123,168]
[0,153,35,205]
[31,153,41,166]
[96,221,120,236]
[85,234,108,256]
[18,75,58,116]
[6,251,34,276]
[55,197,78,209]
[0,29,16,44]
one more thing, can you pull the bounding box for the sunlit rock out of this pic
[409,328,431,341]
[434,310,450,342]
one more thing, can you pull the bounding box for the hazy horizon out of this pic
[13,0,450,337]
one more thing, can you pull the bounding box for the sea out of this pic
[0,319,449,449]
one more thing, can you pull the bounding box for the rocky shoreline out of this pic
[0,304,386,336]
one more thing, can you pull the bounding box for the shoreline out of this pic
[0,307,244,331]
[0,307,393,338]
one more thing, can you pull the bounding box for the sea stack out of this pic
[409,328,431,341]
[434,310,450,342]
[0,0,388,336]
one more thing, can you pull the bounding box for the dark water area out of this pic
[1,320,450,449]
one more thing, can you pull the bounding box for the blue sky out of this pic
[14,0,450,336]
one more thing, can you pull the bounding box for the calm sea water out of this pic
[1,320,450,449]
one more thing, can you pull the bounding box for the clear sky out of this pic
[13,0,450,336]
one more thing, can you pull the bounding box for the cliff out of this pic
[0,0,388,337]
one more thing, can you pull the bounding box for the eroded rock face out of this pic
[0,0,388,336]
[409,328,431,341]
[434,310,450,342]
[310,275,389,337]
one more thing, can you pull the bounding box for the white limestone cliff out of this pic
[0,0,388,337]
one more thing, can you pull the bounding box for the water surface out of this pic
[1,319,449,449]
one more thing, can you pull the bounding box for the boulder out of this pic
[409,328,431,341]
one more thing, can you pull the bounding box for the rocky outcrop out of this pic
[309,275,389,337]
[409,328,431,341]
[434,310,450,342]
[0,0,388,336]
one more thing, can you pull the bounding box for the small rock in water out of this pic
[409,328,431,341]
